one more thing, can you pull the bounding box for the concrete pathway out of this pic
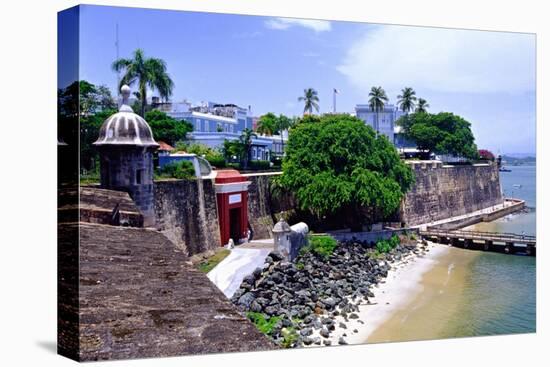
[207,242,272,298]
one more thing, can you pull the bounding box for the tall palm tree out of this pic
[275,114,292,154]
[239,128,258,169]
[112,48,174,117]
[298,88,320,115]
[416,98,430,113]
[397,87,417,114]
[368,86,389,133]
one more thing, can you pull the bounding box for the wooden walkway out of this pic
[420,228,536,256]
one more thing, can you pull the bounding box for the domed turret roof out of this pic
[94,85,159,148]
[272,217,291,233]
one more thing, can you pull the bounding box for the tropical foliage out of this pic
[298,88,320,115]
[280,114,414,228]
[256,113,293,153]
[396,112,478,159]
[144,110,193,146]
[416,98,430,113]
[58,80,116,172]
[301,235,338,259]
[156,160,195,180]
[180,142,226,168]
[396,87,417,114]
[256,113,278,136]
[368,86,389,132]
[239,128,258,169]
[112,48,174,116]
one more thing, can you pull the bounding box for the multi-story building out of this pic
[158,100,277,161]
[355,104,403,143]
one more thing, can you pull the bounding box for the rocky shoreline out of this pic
[231,235,429,348]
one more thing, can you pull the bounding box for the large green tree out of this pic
[112,48,174,117]
[298,88,320,115]
[280,114,414,229]
[144,110,193,146]
[368,86,389,133]
[397,112,478,159]
[58,80,116,172]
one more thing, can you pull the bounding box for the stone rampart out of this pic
[154,179,221,256]
[400,161,503,226]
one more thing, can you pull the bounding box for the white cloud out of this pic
[265,17,331,33]
[337,25,535,96]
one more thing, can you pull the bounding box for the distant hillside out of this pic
[501,155,536,166]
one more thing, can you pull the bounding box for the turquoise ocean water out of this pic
[451,164,536,337]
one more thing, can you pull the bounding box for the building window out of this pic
[252,147,257,159]
[204,120,209,132]
[195,119,201,131]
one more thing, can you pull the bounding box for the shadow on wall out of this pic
[154,179,221,256]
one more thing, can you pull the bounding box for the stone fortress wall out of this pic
[153,179,221,256]
[150,162,502,256]
[399,161,503,226]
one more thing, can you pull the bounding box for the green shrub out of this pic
[156,160,195,179]
[246,312,282,336]
[249,160,271,170]
[301,235,338,259]
[281,327,299,348]
[374,234,400,255]
[206,154,226,168]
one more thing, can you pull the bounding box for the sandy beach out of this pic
[307,241,455,346]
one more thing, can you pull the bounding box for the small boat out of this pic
[499,167,512,172]
[513,184,522,188]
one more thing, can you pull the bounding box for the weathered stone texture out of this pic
[400,162,503,226]
[154,179,221,256]
[59,187,144,226]
[70,222,274,361]
[246,174,278,240]
[98,146,156,226]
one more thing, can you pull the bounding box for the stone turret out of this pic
[93,85,159,226]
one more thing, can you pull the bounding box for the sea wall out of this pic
[400,161,503,226]
[154,179,221,256]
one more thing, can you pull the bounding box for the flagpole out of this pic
[333,88,336,113]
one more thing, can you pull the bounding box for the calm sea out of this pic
[452,164,536,337]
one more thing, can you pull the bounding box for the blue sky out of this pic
[72,5,536,155]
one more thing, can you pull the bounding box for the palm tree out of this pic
[368,86,389,133]
[416,98,430,113]
[397,87,417,114]
[256,113,277,136]
[275,114,292,154]
[298,88,320,115]
[239,128,258,169]
[112,48,174,117]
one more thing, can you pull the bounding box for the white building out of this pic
[355,104,403,142]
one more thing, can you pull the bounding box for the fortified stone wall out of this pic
[400,161,503,226]
[154,179,221,256]
[245,173,279,240]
